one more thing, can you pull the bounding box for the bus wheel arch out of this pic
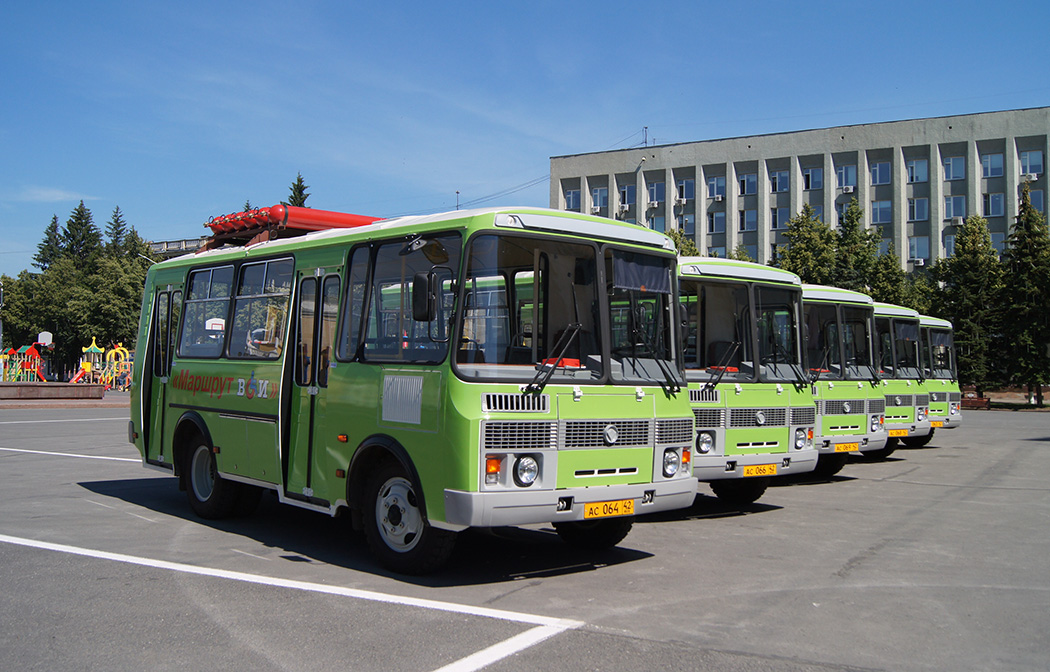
[346,436,426,532]
[172,412,213,491]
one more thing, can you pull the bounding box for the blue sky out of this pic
[2,0,1048,277]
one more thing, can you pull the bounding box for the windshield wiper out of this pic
[524,323,581,394]
[630,320,681,393]
[810,345,832,383]
[703,340,741,392]
[771,341,810,389]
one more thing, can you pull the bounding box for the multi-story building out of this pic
[550,107,1048,268]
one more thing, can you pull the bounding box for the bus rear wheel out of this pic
[554,516,634,550]
[363,460,456,575]
[902,429,934,448]
[858,437,897,461]
[185,442,240,519]
[710,477,770,505]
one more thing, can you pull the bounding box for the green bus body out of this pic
[131,208,697,573]
[678,258,816,504]
[919,314,962,433]
[801,285,888,472]
[873,302,932,455]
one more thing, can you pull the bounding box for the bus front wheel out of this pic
[710,477,769,505]
[902,429,934,448]
[363,460,456,575]
[185,442,240,519]
[858,437,897,461]
[813,453,848,478]
[554,516,633,550]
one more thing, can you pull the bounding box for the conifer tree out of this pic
[775,204,837,285]
[61,201,103,271]
[834,198,880,293]
[33,215,63,271]
[105,206,128,254]
[727,245,756,263]
[666,228,699,256]
[282,172,310,207]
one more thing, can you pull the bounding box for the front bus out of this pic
[802,284,887,477]
[131,206,697,574]
[678,258,817,505]
[866,302,931,460]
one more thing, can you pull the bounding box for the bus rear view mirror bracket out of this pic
[413,272,436,322]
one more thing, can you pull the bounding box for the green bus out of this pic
[801,284,887,476]
[869,302,931,459]
[678,257,817,504]
[130,205,698,574]
[915,314,962,443]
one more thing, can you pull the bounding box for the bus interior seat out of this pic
[707,340,739,367]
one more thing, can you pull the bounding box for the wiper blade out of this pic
[524,323,581,394]
[703,340,741,392]
[632,322,681,393]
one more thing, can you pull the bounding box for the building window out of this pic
[907,159,928,183]
[619,184,636,206]
[909,236,930,260]
[591,187,608,209]
[647,214,665,233]
[943,156,965,181]
[802,167,823,190]
[879,238,892,255]
[871,200,892,224]
[677,213,696,236]
[944,195,966,220]
[811,204,824,222]
[870,161,891,185]
[944,234,955,257]
[708,246,726,258]
[991,232,1006,255]
[983,193,1005,217]
[836,165,857,188]
[744,244,758,261]
[981,153,1004,178]
[707,176,726,198]
[738,173,756,195]
[565,189,581,211]
[769,170,789,193]
[1031,189,1044,212]
[647,181,665,204]
[707,211,726,233]
[676,178,695,202]
[739,209,757,231]
[835,202,847,225]
[770,207,789,230]
[1021,150,1044,175]
[908,198,929,222]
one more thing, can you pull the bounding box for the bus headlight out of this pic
[695,431,715,454]
[917,407,927,422]
[794,428,807,450]
[950,403,959,415]
[870,415,881,433]
[663,449,680,477]
[514,455,539,487]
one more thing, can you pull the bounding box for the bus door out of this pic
[286,271,341,502]
[145,285,182,466]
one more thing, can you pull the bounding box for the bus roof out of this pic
[801,284,874,306]
[920,314,953,329]
[873,302,920,319]
[154,207,676,269]
[678,256,802,286]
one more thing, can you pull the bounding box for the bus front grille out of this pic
[693,408,726,429]
[482,422,557,452]
[565,420,651,448]
[656,418,694,444]
[729,408,787,427]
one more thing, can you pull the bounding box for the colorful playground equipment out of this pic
[70,338,133,389]
[2,345,46,382]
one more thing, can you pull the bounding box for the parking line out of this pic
[0,533,583,671]
[0,446,139,462]
[0,417,127,425]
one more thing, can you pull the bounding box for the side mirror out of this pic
[413,272,435,322]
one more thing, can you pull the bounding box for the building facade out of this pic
[550,107,1048,268]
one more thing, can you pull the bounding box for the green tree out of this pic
[868,250,909,306]
[727,245,756,263]
[1000,182,1050,405]
[61,201,103,271]
[105,206,128,254]
[833,198,880,292]
[930,215,1004,395]
[282,172,310,207]
[666,228,699,256]
[33,215,63,271]
[775,204,837,284]
[244,199,254,212]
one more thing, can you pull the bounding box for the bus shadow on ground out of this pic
[639,493,781,522]
[78,477,652,586]
[773,473,859,487]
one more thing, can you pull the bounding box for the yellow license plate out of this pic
[583,498,634,519]
[834,442,860,452]
[888,429,908,437]
[743,464,777,477]
[931,421,944,428]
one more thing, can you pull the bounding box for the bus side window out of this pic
[229,259,294,360]
[179,266,233,358]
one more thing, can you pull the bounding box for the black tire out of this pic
[902,429,935,448]
[710,477,770,505]
[554,516,634,550]
[235,484,264,517]
[813,453,848,478]
[185,441,240,519]
[858,437,898,461]
[363,460,456,575]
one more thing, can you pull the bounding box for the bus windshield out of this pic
[926,328,956,380]
[890,319,921,378]
[842,306,877,381]
[804,302,840,380]
[755,286,806,385]
[680,279,754,383]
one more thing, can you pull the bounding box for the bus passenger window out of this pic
[228,258,294,360]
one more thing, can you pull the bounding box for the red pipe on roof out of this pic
[206,204,380,234]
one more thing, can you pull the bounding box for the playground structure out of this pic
[70,338,133,389]
[2,344,46,382]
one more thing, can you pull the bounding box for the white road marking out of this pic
[0,417,127,425]
[0,533,583,671]
[0,447,139,462]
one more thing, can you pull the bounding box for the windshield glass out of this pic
[681,279,755,383]
[455,233,602,383]
[889,319,921,378]
[927,327,955,379]
[755,286,805,384]
[841,306,877,380]
[804,302,841,380]
[605,249,682,388]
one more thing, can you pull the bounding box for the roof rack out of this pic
[203,204,380,249]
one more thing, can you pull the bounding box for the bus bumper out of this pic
[817,430,887,454]
[693,447,818,481]
[442,479,697,528]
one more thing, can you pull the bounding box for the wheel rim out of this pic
[374,476,423,553]
[190,445,215,502]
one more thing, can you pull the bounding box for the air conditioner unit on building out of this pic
[842,185,855,193]
[674,197,686,206]
[618,203,630,214]
[648,200,660,209]
[590,206,601,214]
[912,258,925,266]
[714,194,724,202]
[952,216,963,226]
[1022,173,1038,182]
